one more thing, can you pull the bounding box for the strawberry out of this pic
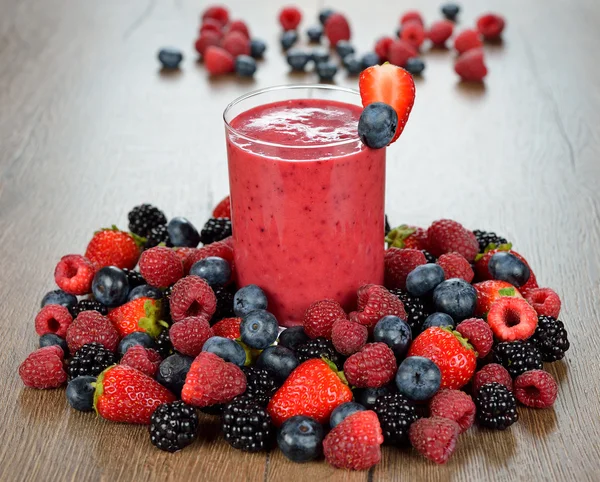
[268,358,353,427]
[107,297,165,338]
[427,219,479,262]
[94,365,176,424]
[385,224,428,250]
[473,280,523,316]
[85,227,140,270]
[475,248,538,295]
[212,317,242,339]
[408,327,477,389]
[359,64,416,143]
[212,195,231,219]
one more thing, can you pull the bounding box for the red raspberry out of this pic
[487,297,538,342]
[204,46,235,75]
[456,318,493,358]
[212,195,231,218]
[195,31,221,56]
[427,219,479,261]
[212,317,242,339]
[525,288,561,318]
[169,316,213,357]
[428,20,454,46]
[302,299,347,339]
[227,20,250,39]
[201,5,229,27]
[324,13,350,46]
[351,285,406,330]
[436,252,474,282]
[35,304,73,338]
[472,363,513,395]
[174,247,197,265]
[455,48,487,82]
[185,239,234,274]
[343,343,397,388]
[169,276,217,322]
[454,29,483,54]
[331,319,368,356]
[279,6,302,30]
[54,254,95,295]
[400,10,424,26]
[323,411,383,470]
[514,370,558,408]
[139,246,184,289]
[409,417,459,464]
[429,389,475,433]
[221,31,250,57]
[200,18,223,36]
[401,21,426,49]
[19,345,67,389]
[477,13,505,40]
[66,311,120,353]
[388,39,418,67]
[120,346,161,377]
[374,36,394,62]
[85,228,140,271]
[384,248,427,290]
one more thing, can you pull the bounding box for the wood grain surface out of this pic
[1,0,600,480]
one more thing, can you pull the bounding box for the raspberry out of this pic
[169,276,217,322]
[120,346,162,377]
[427,219,479,261]
[212,195,231,218]
[331,319,368,356]
[456,318,493,358]
[454,29,483,54]
[324,13,350,46]
[472,363,513,395]
[169,316,213,357]
[388,39,418,67]
[436,252,474,282]
[139,246,184,289]
[400,11,424,26]
[455,48,487,82]
[514,370,558,408]
[204,46,235,75]
[351,285,407,330]
[54,254,95,295]
[66,311,119,353]
[279,6,302,30]
[429,389,475,434]
[227,20,250,39]
[428,20,454,46]
[195,31,221,56]
[476,13,505,40]
[19,345,66,390]
[35,304,73,338]
[221,31,250,57]
[400,21,426,49]
[302,299,347,339]
[202,5,229,26]
[200,18,223,36]
[487,297,538,342]
[374,36,394,62]
[343,343,397,388]
[185,240,234,274]
[384,248,427,290]
[409,417,459,464]
[525,288,561,319]
[212,317,242,339]
[174,247,197,266]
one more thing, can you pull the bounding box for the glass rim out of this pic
[223,84,363,150]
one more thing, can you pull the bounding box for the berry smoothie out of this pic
[226,97,385,326]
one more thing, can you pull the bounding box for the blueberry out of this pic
[441,3,460,21]
[190,256,231,286]
[41,289,77,311]
[91,266,129,307]
[488,252,530,287]
[234,284,268,317]
[156,353,194,397]
[353,385,396,410]
[329,402,365,428]
[281,30,298,50]
[166,216,200,248]
[342,55,362,75]
[158,48,183,69]
[373,315,412,358]
[395,356,441,401]
[422,312,455,331]
[250,38,267,58]
[315,61,337,81]
[432,278,477,320]
[257,345,298,383]
[306,25,323,43]
[405,263,445,297]
[128,284,163,301]
[66,376,96,411]
[278,326,310,352]
[278,416,324,462]
[202,336,246,366]
[310,47,330,64]
[286,49,311,71]
[39,333,69,354]
[405,57,425,75]
[335,40,355,58]
[358,102,398,149]
[235,55,257,77]
[319,8,335,25]
[240,310,279,349]
[118,332,156,357]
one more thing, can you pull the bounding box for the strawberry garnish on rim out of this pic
[359,63,416,143]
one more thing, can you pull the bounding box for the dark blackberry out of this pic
[122,268,146,288]
[149,401,198,452]
[385,215,392,236]
[128,203,167,238]
[162,285,174,323]
[473,230,509,253]
[296,337,342,368]
[222,396,273,452]
[373,392,418,445]
[242,366,278,406]
[199,217,232,245]
[67,343,116,380]
[529,315,570,362]
[492,341,543,378]
[475,382,518,430]
[69,299,108,318]
[145,224,172,249]
[210,285,235,324]
[388,288,430,336]
[200,404,224,416]
[155,329,174,358]
[421,250,437,264]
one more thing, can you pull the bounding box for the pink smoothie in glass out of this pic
[226,98,385,326]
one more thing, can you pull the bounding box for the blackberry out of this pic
[67,343,116,380]
[373,393,418,446]
[162,285,174,323]
[473,230,509,253]
[155,329,174,358]
[128,203,167,238]
[492,341,543,378]
[210,285,235,324]
[421,250,437,264]
[200,404,224,416]
[149,401,198,452]
[296,337,342,368]
[529,315,570,362]
[122,268,146,288]
[242,366,278,406]
[69,299,108,318]
[475,382,518,430]
[222,396,273,452]
[145,224,172,249]
[388,289,430,336]
[199,217,232,245]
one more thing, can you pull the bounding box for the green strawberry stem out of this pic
[321,357,348,386]
[92,365,116,415]
[440,326,477,357]
[385,224,416,248]
[474,242,513,262]
[138,299,164,338]
[498,287,516,297]
[129,232,147,249]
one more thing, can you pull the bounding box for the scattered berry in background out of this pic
[158,48,183,69]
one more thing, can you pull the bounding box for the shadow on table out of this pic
[518,407,558,438]
[158,67,184,80]
[461,426,517,466]
[455,80,487,99]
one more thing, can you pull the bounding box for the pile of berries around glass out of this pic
[20,198,569,468]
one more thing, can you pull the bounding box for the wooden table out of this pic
[2,0,600,480]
